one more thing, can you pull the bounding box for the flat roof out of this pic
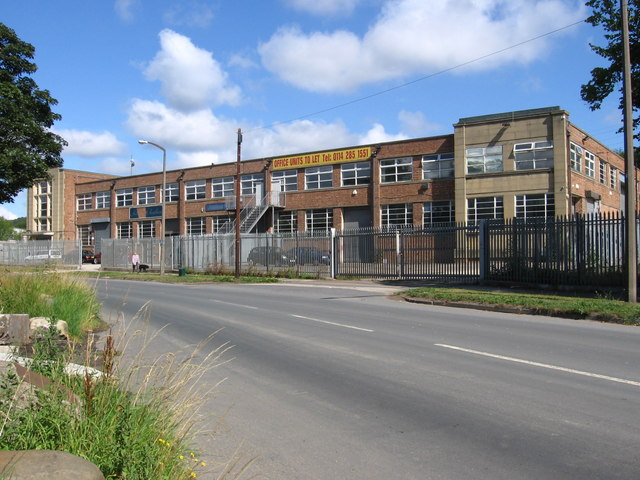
[457,106,563,125]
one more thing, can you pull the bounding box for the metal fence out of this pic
[0,239,82,267]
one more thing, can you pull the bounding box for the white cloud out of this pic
[358,123,406,145]
[0,204,18,220]
[56,129,128,157]
[283,0,362,16]
[260,0,585,93]
[114,0,138,22]
[398,110,442,137]
[145,29,241,111]
[163,2,215,28]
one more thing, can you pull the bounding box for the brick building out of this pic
[26,106,635,252]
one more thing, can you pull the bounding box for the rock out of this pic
[29,317,69,340]
[0,450,104,479]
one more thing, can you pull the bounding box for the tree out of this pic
[0,216,20,240]
[0,23,66,204]
[581,0,639,144]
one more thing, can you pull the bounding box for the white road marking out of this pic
[435,343,640,388]
[211,299,259,310]
[290,314,374,332]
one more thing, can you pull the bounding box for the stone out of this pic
[0,450,104,479]
[0,314,30,346]
[28,317,69,340]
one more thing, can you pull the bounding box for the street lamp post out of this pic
[138,140,167,275]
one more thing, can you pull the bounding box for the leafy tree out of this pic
[581,1,639,143]
[0,23,66,204]
[11,216,26,229]
[0,216,20,240]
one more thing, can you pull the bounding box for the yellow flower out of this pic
[179,455,185,460]
[190,473,197,478]
[190,452,196,458]
[200,462,206,467]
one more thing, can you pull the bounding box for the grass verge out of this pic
[400,287,640,325]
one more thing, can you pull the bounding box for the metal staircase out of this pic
[217,192,284,234]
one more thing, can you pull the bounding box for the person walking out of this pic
[131,252,140,272]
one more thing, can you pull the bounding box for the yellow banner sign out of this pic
[272,146,372,170]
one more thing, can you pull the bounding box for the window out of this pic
[165,183,179,203]
[241,173,264,195]
[137,185,156,205]
[306,209,332,231]
[382,204,413,227]
[610,167,617,189]
[514,141,553,170]
[138,220,155,238]
[570,143,582,173]
[116,188,133,207]
[212,215,233,233]
[271,170,298,191]
[77,193,92,211]
[96,191,111,209]
[515,194,555,219]
[584,150,595,178]
[276,211,297,233]
[186,180,206,200]
[38,218,50,232]
[36,181,49,194]
[341,162,371,186]
[599,161,607,184]
[467,197,504,224]
[38,194,50,217]
[466,146,503,174]
[212,177,235,198]
[305,166,333,190]
[422,153,454,179]
[380,157,413,183]
[78,225,91,247]
[187,217,205,235]
[117,222,132,239]
[423,201,455,225]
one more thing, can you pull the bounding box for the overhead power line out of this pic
[249,19,586,133]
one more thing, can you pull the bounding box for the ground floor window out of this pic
[138,220,155,238]
[78,225,91,247]
[117,222,132,239]
[515,193,555,219]
[467,197,504,224]
[276,211,297,233]
[187,217,205,236]
[382,203,412,227]
[212,215,233,233]
[423,201,455,225]
[306,209,332,232]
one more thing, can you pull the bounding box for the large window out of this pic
[187,217,205,235]
[305,166,333,190]
[467,197,504,224]
[514,141,553,170]
[382,203,413,227]
[117,222,132,239]
[138,220,155,238]
[212,215,233,233]
[271,170,298,191]
[276,211,297,233]
[96,191,111,209]
[599,161,607,184]
[584,150,596,178]
[466,146,503,174]
[423,201,455,225]
[422,153,454,179]
[515,194,555,219]
[380,157,412,183]
[241,173,264,195]
[610,167,617,189]
[116,188,133,207]
[306,209,332,231]
[186,180,206,200]
[37,194,50,218]
[165,182,179,203]
[137,185,156,205]
[77,193,92,211]
[341,162,371,186]
[212,176,235,197]
[570,142,583,173]
[37,218,50,232]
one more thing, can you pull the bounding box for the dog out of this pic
[138,263,149,272]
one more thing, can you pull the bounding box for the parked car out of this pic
[25,249,62,262]
[247,246,293,266]
[82,250,101,264]
[286,246,330,265]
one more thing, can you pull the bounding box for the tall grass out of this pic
[0,273,255,479]
[0,273,103,338]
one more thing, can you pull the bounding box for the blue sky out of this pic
[0,0,626,219]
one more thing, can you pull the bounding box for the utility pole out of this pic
[621,0,636,302]
[235,128,242,278]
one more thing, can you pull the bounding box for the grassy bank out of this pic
[400,287,640,325]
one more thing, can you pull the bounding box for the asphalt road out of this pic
[95,278,640,480]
